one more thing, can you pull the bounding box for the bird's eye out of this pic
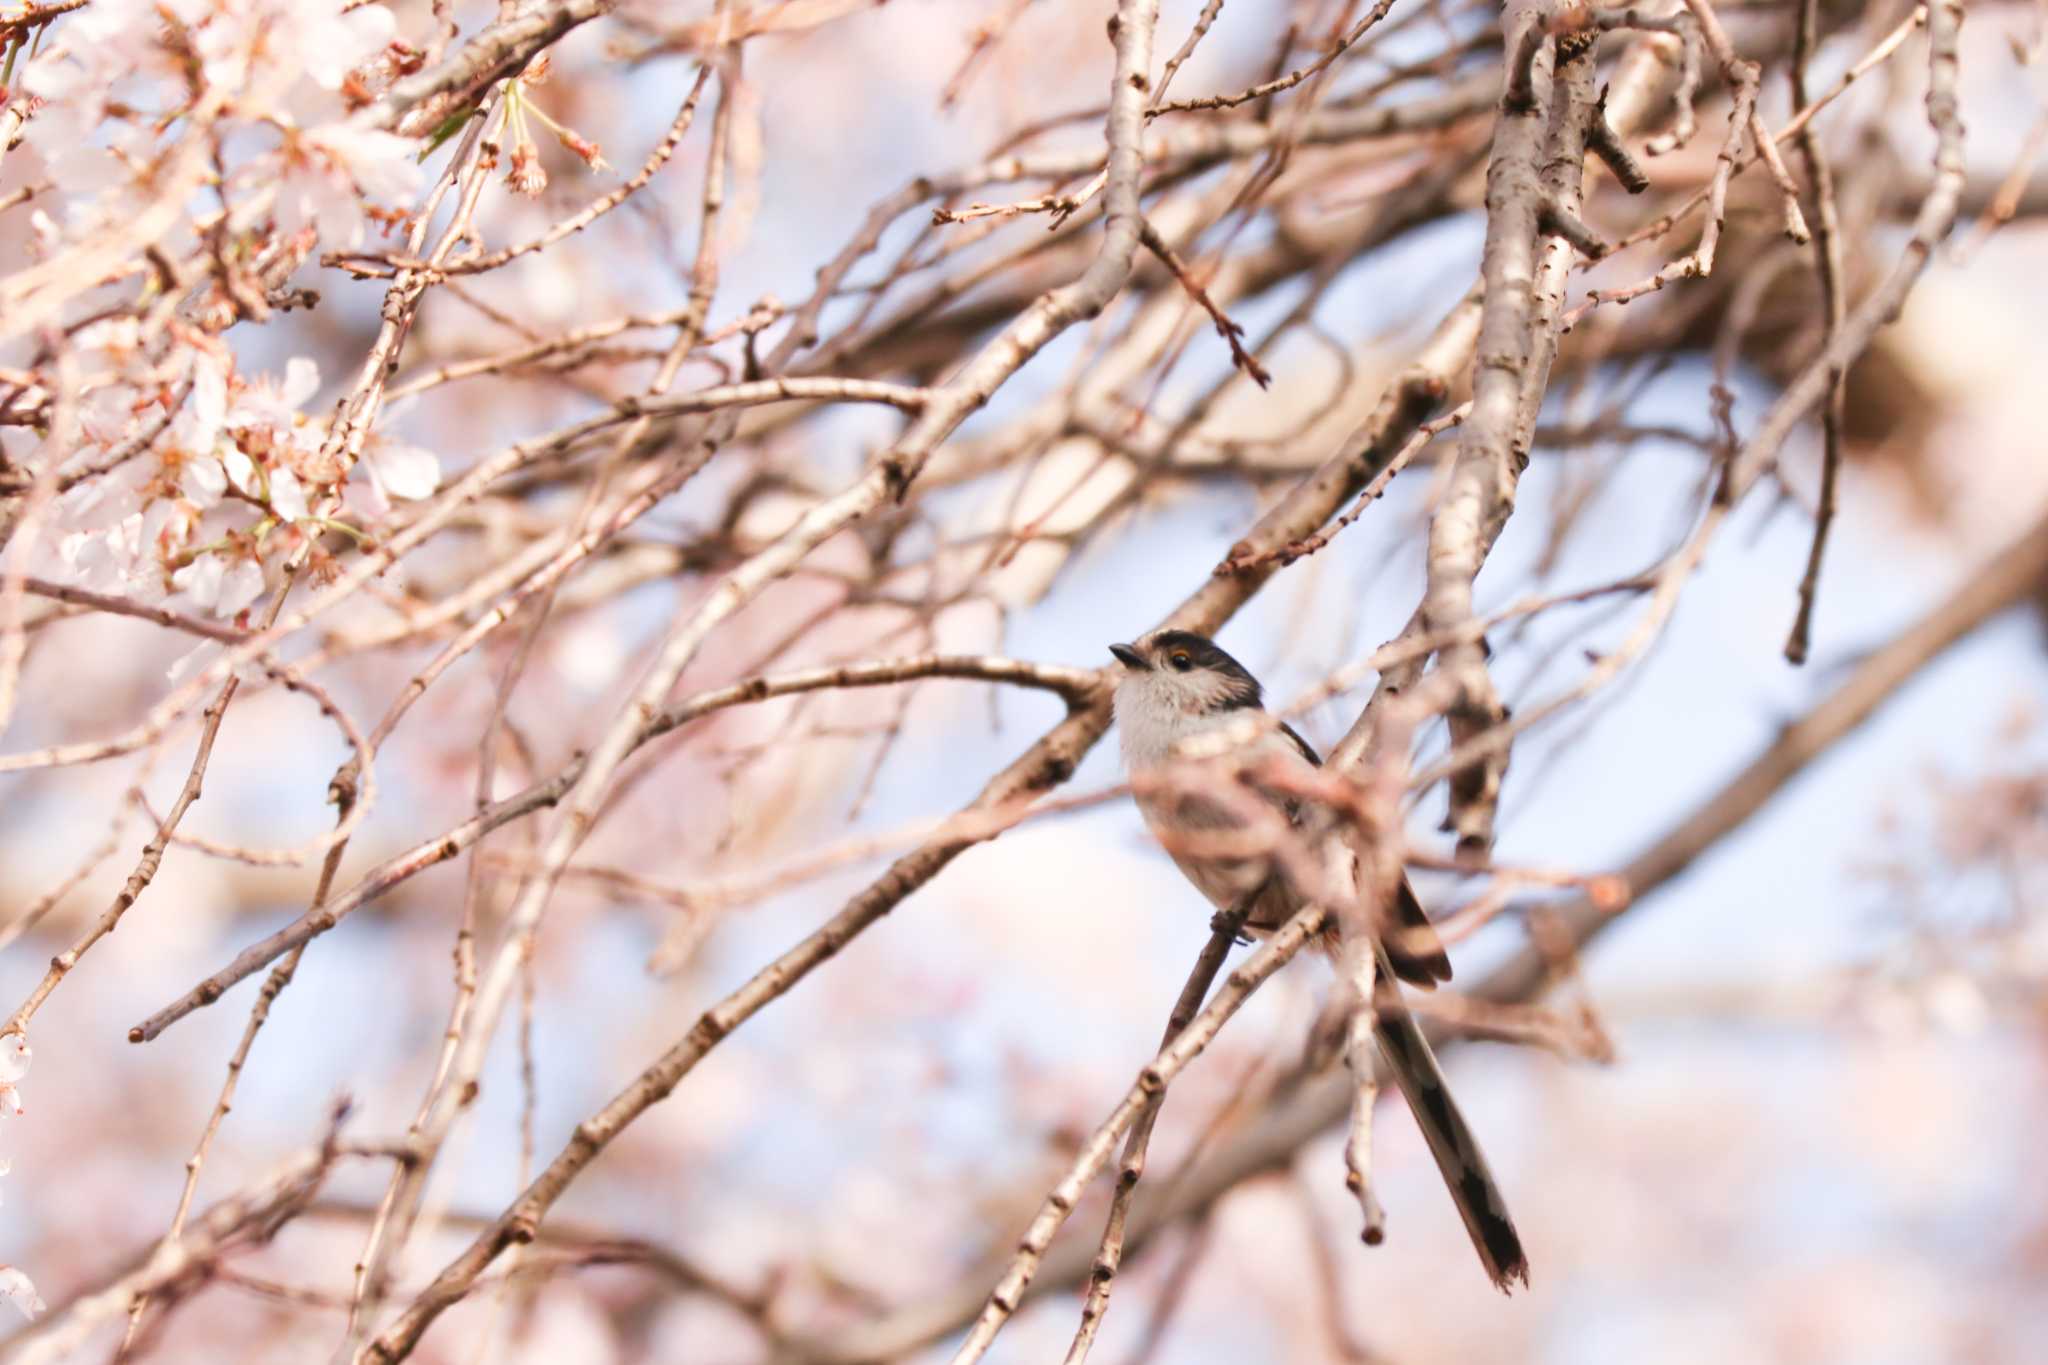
[1169,653,1192,671]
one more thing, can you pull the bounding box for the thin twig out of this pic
[1062,895,1254,1363]
[1138,220,1271,388]
[1783,0,1848,665]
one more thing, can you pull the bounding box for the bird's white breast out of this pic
[1114,684,1206,772]
[1115,686,1303,775]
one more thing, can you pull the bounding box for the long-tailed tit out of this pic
[1110,628,1528,1291]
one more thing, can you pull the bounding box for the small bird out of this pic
[1110,628,1528,1291]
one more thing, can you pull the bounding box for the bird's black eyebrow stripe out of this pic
[1148,630,1263,710]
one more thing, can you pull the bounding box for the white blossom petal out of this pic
[189,352,228,448]
[180,457,226,508]
[303,4,396,89]
[343,472,392,523]
[0,1268,44,1322]
[223,448,257,494]
[78,389,138,447]
[280,357,321,410]
[66,531,115,588]
[0,1034,29,1085]
[366,439,439,501]
[172,553,224,609]
[20,52,90,103]
[269,467,308,523]
[216,560,265,618]
[142,499,194,561]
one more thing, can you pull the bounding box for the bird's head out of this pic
[1108,629,1265,718]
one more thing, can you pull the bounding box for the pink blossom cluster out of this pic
[17,0,422,250]
[42,345,437,618]
[5,0,442,620]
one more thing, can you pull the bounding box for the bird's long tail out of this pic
[1369,941,1530,1293]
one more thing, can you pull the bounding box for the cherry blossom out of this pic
[17,0,419,254]
[276,123,425,249]
[172,553,266,619]
[37,347,346,615]
[225,356,321,436]
[52,464,157,601]
[16,0,175,130]
[158,0,398,97]
[15,2,189,243]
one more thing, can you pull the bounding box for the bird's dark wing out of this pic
[1271,719,1322,829]
[1279,719,1321,767]
[1274,716,1452,986]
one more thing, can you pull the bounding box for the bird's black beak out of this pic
[1109,643,1149,671]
